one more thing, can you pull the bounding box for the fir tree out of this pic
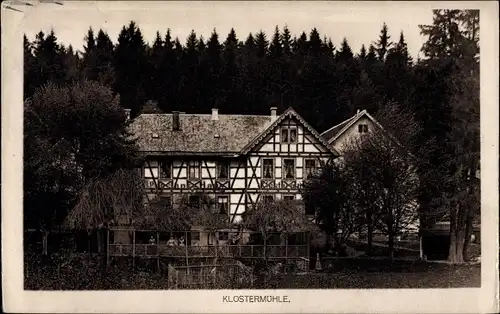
[81,27,98,81]
[358,44,367,60]
[387,31,412,67]
[255,30,269,58]
[114,21,148,115]
[374,23,392,61]
[269,25,283,59]
[308,28,322,55]
[336,37,354,62]
[281,25,293,56]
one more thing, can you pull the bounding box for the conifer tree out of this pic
[269,26,283,59]
[417,9,480,263]
[387,31,412,67]
[255,30,269,58]
[205,29,222,108]
[336,37,354,62]
[24,35,37,98]
[374,23,392,61]
[114,21,148,115]
[367,44,377,62]
[308,28,322,55]
[358,44,367,60]
[32,30,66,87]
[95,30,115,86]
[81,27,98,81]
[197,36,206,53]
[281,25,293,56]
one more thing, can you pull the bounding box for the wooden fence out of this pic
[168,261,255,289]
[108,243,309,259]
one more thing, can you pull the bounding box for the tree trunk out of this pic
[87,231,92,263]
[42,230,49,255]
[462,217,473,261]
[97,228,102,254]
[387,232,394,262]
[448,203,467,264]
[449,227,466,264]
[367,219,373,256]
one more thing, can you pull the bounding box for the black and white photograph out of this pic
[2,1,498,313]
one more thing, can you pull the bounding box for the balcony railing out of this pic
[108,244,309,258]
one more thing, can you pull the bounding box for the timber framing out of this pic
[129,107,338,225]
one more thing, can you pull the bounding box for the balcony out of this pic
[108,243,309,259]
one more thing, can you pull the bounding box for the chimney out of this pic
[212,108,219,121]
[172,111,180,131]
[124,108,131,121]
[270,107,278,120]
[356,109,360,115]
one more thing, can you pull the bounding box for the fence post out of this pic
[157,231,160,271]
[214,231,218,284]
[132,230,136,268]
[106,229,110,266]
[176,270,179,289]
[185,231,190,276]
[285,234,288,264]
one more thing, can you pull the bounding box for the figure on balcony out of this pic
[178,236,185,246]
[167,236,178,247]
[149,236,156,245]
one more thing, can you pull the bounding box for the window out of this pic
[188,195,200,208]
[216,160,229,180]
[191,231,200,241]
[188,161,201,179]
[159,160,172,179]
[262,159,274,179]
[305,159,317,178]
[217,196,229,214]
[262,195,274,203]
[281,127,297,143]
[283,159,295,179]
[283,195,295,201]
[358,124,369,133]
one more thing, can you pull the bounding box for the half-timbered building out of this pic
[127,106,338,231]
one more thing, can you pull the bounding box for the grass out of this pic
[24,246,480,290]
[260,260,481,289]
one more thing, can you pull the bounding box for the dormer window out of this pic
[281,127,297,143]
[358,124,369,133]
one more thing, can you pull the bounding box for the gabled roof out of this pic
[320,115,357,142]
[321,109,393,145]
[240,107,340,156]
[129,113,273,156]
[321,109,407,152]
[129,108,339,157]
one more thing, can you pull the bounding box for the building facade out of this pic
[128,107,339,225]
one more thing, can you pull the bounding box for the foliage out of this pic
[24,11,480,264]
[64,169,144,231]
[24,81,140,231]
[302,160,358,250]
[343,132,420,260]
[241,199,316,235]
[417,9,480,263]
